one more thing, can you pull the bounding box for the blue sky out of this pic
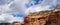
[25,0,43,8]
[0,0,60,23]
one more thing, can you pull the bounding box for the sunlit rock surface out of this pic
[24,6,60,25]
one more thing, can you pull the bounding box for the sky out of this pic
[0,0,60,23]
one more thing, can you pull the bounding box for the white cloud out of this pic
[0,5,18,14]
[25,0,60,15]
[13,17,24,23]
[0,14,14,23]
[0,0,29,14]
[0,0,13,5]
[0,14,23,23]
[0,5,12,12]
[25,5,51,15]
[10,0,29,13]
[0,0,29,23]
[40,0,57,5]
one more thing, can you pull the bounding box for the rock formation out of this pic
[24,6,60,25]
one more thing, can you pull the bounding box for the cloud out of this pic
[0,0,60,15]
[25,0,43,8]
[0,0,29,23]
[0,0,30,14]
[25,5,51,15]
[0,0,14,5]
[0,14,23,23]
[0,0,26,14]
[13,17,24,23]
[0,14,14,23]
[0,5,18,14]
[0,5,12,13]
[12,0,28,9]
[40,0,57,5]
[10,0,29,13]
[25,0,60,15]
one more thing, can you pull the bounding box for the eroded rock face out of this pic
[46,11,60,25]
[24,6,60,25]
[46,6,60,25]
[24,12,49,25]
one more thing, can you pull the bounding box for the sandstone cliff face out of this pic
[24,6,60,25]
[46,6,60,25]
